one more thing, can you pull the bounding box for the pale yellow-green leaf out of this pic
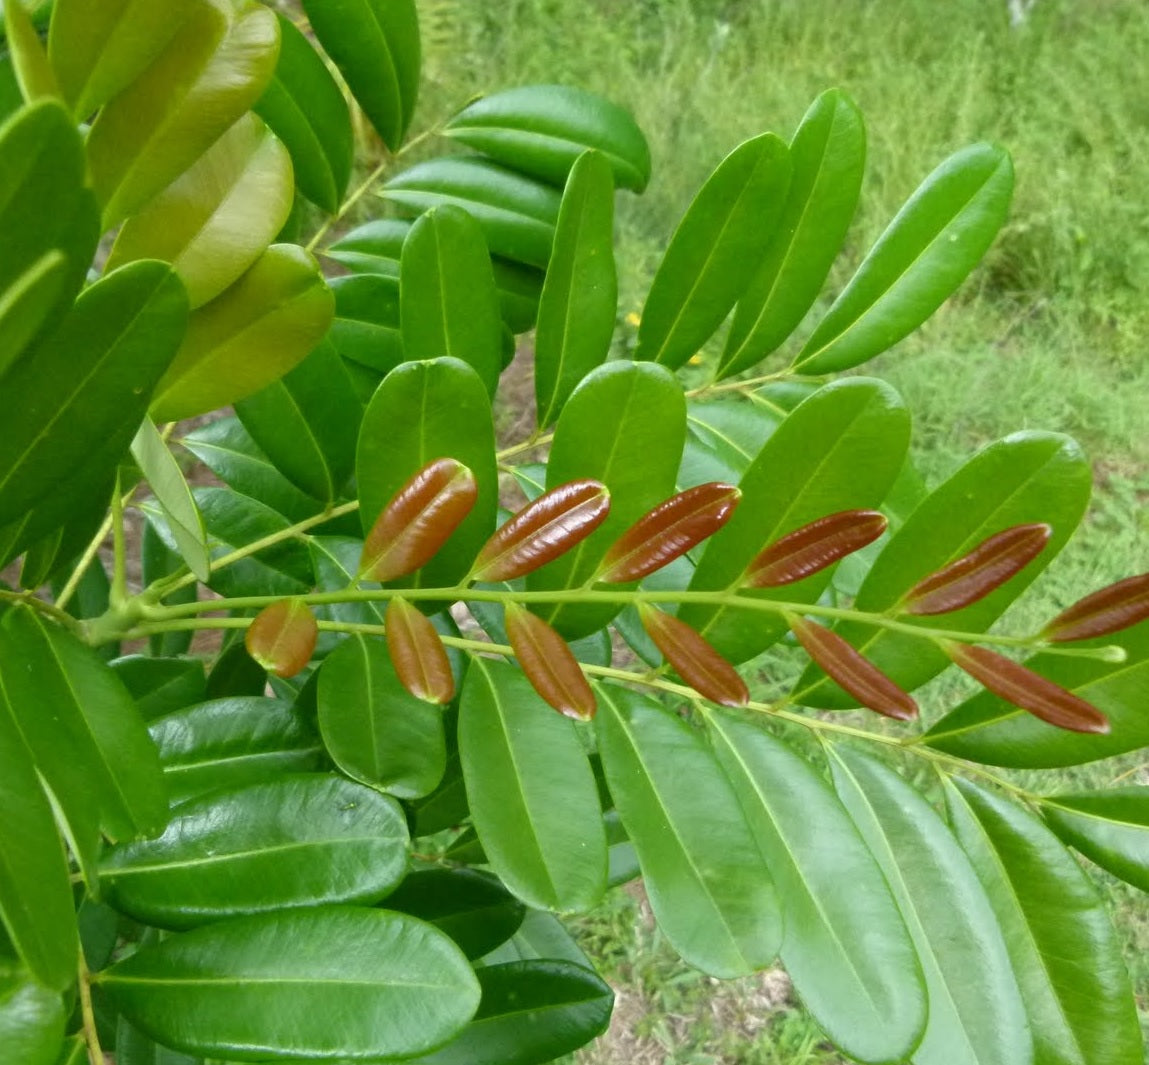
[107,113,293,308]
[4,0,61,102]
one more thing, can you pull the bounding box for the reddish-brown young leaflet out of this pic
[359,457,478,582]
[788,614,917,721]
[638,603,748,707]
[900,523,1052,616]
[385,597,455,704]
[505,602,596,721]
[471,480,610,582]
[597,482,740,583]
[245,599,318,678]
[744,510,888,587]
[944,641,1110,734]
[1042,573,1149,643]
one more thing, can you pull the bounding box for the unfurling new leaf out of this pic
[743,509,887,587]
[1042,573,1149,643]
[245,599,318,678]
[597,483,740,583]
[360,458,479,581]
[639,604,748,707]
[789,615,917,721]
[472,480,611,582]
[386,597,455,705]
[900,523,1051,616]
[505,602,596,720]
[944,641,1110,734]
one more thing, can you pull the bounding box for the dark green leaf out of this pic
[1041,788,1149,892]
[0,968,66,1065]
[0,251,69,379]
[829,747,1029,1065]
[595,685,781,978]
[459,658,607,912]
[111,655,207,722]
[149,696,322,803]
[679,395,786,485]
[946,777,1143,1065]
[98,907,481,1061]
[205,638,267,700]
[356,357,497,589]
[100,774,408,928]
[116,1017,199,1065]
[445,83,651,191]
[318,635,447,799]
[301,0,419,150]
[141,521,197,657]
[328,273,404,377]
[720,89,866,377]
[681,378,910,664]
[636,133,791,369]
[254,13,353,213]
[534,150,617,427]
[796,144,1014,374]
[707,712,926,1063]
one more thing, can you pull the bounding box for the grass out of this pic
[408,0,1149,1060]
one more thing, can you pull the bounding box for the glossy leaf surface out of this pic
[328,273,403,376]
[796,143,1014,374]
[319,635,447,799]
[100,774,407,928]
[383,157,561,269]
[386,597,456,704]
[707,713,926,1064]
[459,659,607,912]
[106,113,293,308]
[0,251,69,379]
[0,969,65,1065]
[636,133,791,369]
[357,358,498,589]
[528,362,686,638]
[534,150,617,426]
[254,13,352,212]
[829,747,1030,1065]
[301,0,419,150]
[400,205,503,394]
[150,244,334,422]
[505,602,596,720]
[1043,573,1149,643]
[99,907,480,1060]
[946,778,1143,1065]
[112,655,206,722]
[245,599,318,678]
[681,378,910,664]
[445,83,650,191]
[720,89,866,376]
[1041,789,1149,893]
[801,431,1090,706]
[745,509,887,587]
[595,685,780,977]
[639,606,748,707]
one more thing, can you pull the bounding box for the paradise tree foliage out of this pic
[0,2,1147,1063]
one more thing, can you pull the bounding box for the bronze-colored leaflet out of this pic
[744,509,887,587]
[385,597,455,704]
[638,604,748,708]
[245,599,318,678]
[505,602,596,720]
[1043,573,1149,643]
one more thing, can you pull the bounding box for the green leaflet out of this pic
[51,1034,86,1065]
[527,361,686,639]
[681,377,910,665]
[149,244,334,423]
[400,205,504,395]
[254,13,353,213]
[131,418,210,583]
[98,907,481,1061]
[635,133,791,369]
[829,747,1030,1065]
[140,522,197,658]
[204,639,267,701]
[3,0,58,105]
[720,89,866,377]
[801,431,1091,707]
[383,157,561,269]
[116,1017,199,1065]
[100,774,409,928]
[327,273,404,376]
[707,712,926,1064]
[301,0,419,151]
[112,655,206,722]
[48,0,201,118]
[595,685,781,979]
[945,778,1143,1065]
[0,251,68,379]
[235,338,362,505]
[0,260,188,527]
[924,619,1149,767]
[445,83,651,191]
[1040,788,1149,893]
[318,635,447,800]
[459,659,607,913]
[0,968,66,1065]
[356,357,498,590]
[0,691,77,991]
[106,113,293,309]
[149,697,322,804]
[86,1,280,228]
[534,150,617,427]
[795,143,1014,375]
[384,868,526,961]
